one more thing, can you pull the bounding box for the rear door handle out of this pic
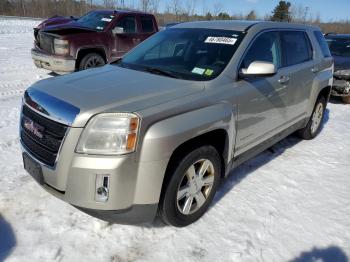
[278,75,290,84]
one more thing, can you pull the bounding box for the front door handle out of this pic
[278,75,290,84]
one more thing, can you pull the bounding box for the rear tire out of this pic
[159,146,221,227]
[298,96,326,140]
[78,53,105,71]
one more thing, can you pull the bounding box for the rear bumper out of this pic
[31,48,75,73]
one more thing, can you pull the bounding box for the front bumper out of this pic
[74,204,158,224]
[20,126,169,224]
[331,78,350,97]
[31,48,75,73]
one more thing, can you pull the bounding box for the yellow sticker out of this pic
[204,69,214,76]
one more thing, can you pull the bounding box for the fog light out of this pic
[95,174,110,202]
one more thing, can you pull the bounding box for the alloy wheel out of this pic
[176,159,215,215]
[85,56,104,69]
[311,102,324,134]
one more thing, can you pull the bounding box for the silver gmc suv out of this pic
[20,21,333,227]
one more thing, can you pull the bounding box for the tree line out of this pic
[0,0,349,33]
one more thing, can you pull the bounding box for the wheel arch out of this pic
[136,103,236,206]
[75,47,107,70]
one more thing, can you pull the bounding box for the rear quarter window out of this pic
[314,31,332,57]
[281,31,313,67]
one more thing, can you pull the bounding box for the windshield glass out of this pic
[326,38,350,57]
[77,12,115,31]
[116,28,244,81]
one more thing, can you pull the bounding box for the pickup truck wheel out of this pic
[159,146,221,227]
[78,53,105,71]
[298,96,326,140]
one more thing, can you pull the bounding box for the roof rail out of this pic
[325,32,337,36]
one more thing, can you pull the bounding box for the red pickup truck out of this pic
[32,10,158,74]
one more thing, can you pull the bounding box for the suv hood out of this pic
[25,65,204,127]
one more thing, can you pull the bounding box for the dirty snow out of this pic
[0,18,350,262]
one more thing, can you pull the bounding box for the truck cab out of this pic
[31,10,158,74]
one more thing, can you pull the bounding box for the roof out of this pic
[92,9,152,15]
[174,20,257,31]
[325,34,350,39]
[173,20,320,32]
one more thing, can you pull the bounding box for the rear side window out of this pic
[242,31,282,69]
[141,16,155,33]
[314,31,331,57]
[281,31,312,66]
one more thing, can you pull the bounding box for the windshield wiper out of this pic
[143,67,179,79]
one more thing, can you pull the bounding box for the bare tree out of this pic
[185,0,197,16]
[170,0,182,19]
[140,0,150,12]
[104,0,116,8]
[149,0,160,13]
[212,1,223,17]
[291,4,311,24]
[201,0,207,16]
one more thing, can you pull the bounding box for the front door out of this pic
[112,15,139,58]
[234,31,291,155]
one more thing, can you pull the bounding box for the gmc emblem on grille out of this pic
[23,117,44,139]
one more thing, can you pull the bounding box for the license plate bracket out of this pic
[23,153,44,185]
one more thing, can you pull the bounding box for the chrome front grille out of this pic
[20,105,68,167]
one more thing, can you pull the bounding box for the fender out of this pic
[75,46,108,60]
[139,102,237,164]
[307,64,333,117]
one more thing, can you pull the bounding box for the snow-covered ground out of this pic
[0,18,350,262]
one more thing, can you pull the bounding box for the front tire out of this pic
[78,53,105,71]
[159,146,221,227]
[298,96,326,140]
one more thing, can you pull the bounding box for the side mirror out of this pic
[240,61,277,78]
[112,27,124,35]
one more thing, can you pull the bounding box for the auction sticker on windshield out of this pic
[205,36,237,45]
[101,17,112,22]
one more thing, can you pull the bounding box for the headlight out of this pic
[76,113,140,155]
[54,39,69,55]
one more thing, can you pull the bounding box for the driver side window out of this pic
[115,16,137,33]
[242,31,281,70]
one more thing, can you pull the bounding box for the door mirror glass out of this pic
[112,26,124,35]
[241,61,277,77]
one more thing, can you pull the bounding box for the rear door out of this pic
[279,30,315,122]
[113,15,139,57]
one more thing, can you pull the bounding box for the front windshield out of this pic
[327,38,350,57]
[77,12,115,31]
[116,28,244,81]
